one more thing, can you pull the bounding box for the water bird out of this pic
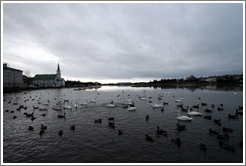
[218,141,235,152]
[80,100,88,106]
[156,126,168,136]
[108,117,114,121]
[228,114,238,119]
[235,109,243,115]
[10,111,14,113]
[204,109,212,113]
[41,124,47,130]
[41,113,46,117]
[127,105,137,111]
[201,102,207,106]
[107,103,116,108]
[176,123,186,131]
[57,113,66,119]
[151,103,163,108]
[170,137,181,147]
[94,118,102,123]
[177,111,193,121]
[108,121,115,129]
[28,126,34,131]
[145,134,154,142]
[145,115,149,122]
[211,104,215,108]
[118,130,123,136]
[217,107,224,111]
[209,129,219,135]
[188,106,203,116]
[59,130,63,136]
[74,102,79,108]
[199,143,207,151]
[217,133,229,140]
[13,116,17,119]
[70,125,75,131]
[213,119,221,126]
[223,127,233,132]
[163,101,168,105]
[39,129,45,136]
[161,107,164,112]
[193,104,199,109]
[31,117,36,121]
[203,115,212,120]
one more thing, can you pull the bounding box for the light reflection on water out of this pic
[3,86,244,163]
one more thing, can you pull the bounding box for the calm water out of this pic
[3,86,244,163]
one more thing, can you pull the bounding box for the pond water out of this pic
[2,86,244,163]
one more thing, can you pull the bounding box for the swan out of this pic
[151,103,163,108]
[127,105,136,111]
[107,103,116,108]
[177,111,193,121]
[74,102,79,108]
[187,107,203,116]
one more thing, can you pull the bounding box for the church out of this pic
[32,64,65,87]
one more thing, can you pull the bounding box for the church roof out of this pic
[34,74,56,80]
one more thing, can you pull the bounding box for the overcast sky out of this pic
[3,2,243,83]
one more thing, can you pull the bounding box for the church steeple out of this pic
[56,63,61,80]
[57,63,60,72]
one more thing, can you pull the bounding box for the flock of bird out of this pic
[3,89,243,154]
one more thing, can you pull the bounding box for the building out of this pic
[32,64,65,87]
[3,63,23,88]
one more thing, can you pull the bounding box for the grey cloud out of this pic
[3,3,243,83]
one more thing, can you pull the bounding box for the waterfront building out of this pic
[32,64,65,87]
[3,63,23,88]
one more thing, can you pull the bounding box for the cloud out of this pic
[3,3,243,83]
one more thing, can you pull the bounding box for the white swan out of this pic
[107,104,116,108]
[187,107,203,116]
[177,111,193,121]
[80,100,88,106]
[74,102,79,108]
[151,103,163,108]
[127,105,136,111]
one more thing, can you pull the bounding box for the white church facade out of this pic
[33,64,65,87]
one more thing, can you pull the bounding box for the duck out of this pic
[213,118,221,126]
[217,107,224,111]
[203,115,212,120]
[176,123,186,131]
[41,124,47,130]
[145,115,150,122]
[156,126,168,136]
[39,129,45,136]
[13,115,17,119]
[201,102,207,106]
[219,141,235,152]
[28,126,34,131]
[94,118,102,123]
[108,121,115,129]
[209,128,219,135]
[223,127,233,132]
[108,117,114,121]
[177,111,193,121]
[145,134,154,142]
[57,113,66,119]
[70,125,75,131]
[217,133,229,140]
[118,130,123,136]
[199,143,207,151]
[188,107,203,116]
[170,137,181,147]
[59,130,63,136]
[228,113,238,119]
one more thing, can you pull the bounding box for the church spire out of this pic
[57,63,60,72]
